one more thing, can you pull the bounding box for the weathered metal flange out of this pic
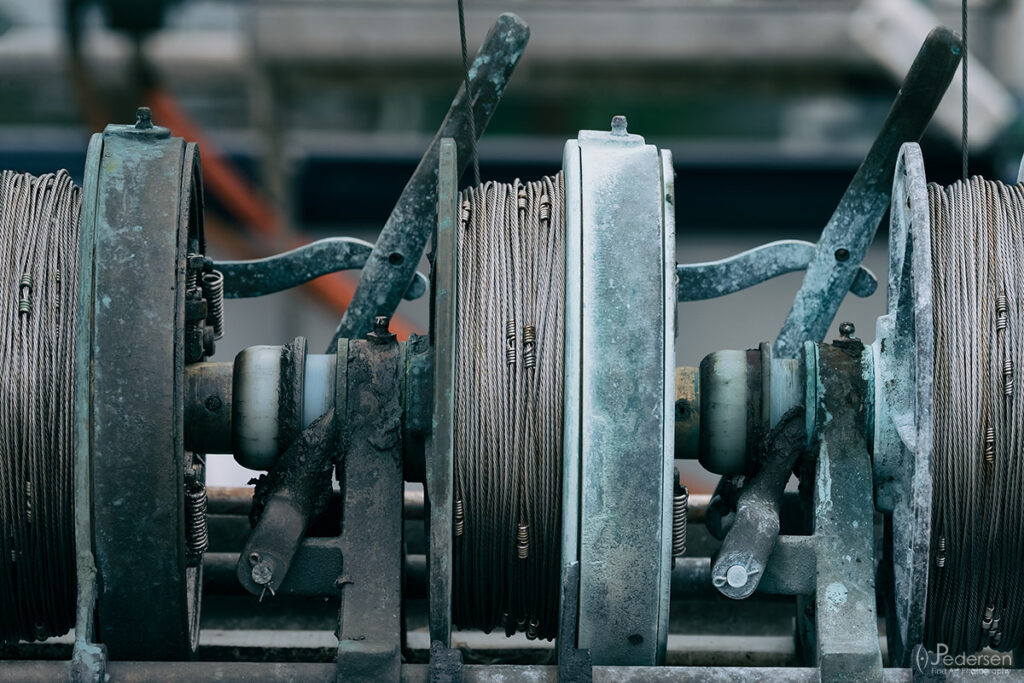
[872,142,933,665]
[561,118,675,665]
[81,114,205,659]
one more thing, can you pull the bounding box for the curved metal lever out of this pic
[215,237,428,301]
[677,239,878,302]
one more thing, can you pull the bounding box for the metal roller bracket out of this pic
[214,237,427,300]
[677,239,877,302]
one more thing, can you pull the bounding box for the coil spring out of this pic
[18,274,32,318]
[202,270,226,340]
[505,319,517,367]
[997,294,1008,331]
[984,426,996,464]
[539,193,551,224]
[1004,359,1014,396]
[186,253,201,293]
[672,470,688,558]
[526,618,539,640]
[516,522,529,560]
[185,479,209,565]
[936,535,947,569]
[522,325,536,370]
[454,498,465,537]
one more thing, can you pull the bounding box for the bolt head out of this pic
[135,107,153,129]
[611,115,628,136]
[205,395,223,412]
[251,559,273,586]
[839,321,855,337]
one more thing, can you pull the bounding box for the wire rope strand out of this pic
[452,173,564,640]
[0,170,81,642]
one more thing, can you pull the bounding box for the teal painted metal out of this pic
[871,143,934,665]
[70,132,106,683]
[563,118,674,665]
[677,239,877,302]
[426,138,457,646]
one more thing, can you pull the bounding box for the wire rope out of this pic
[452,173,565,640]
[0,170,81,642]
[926,175,1024,654]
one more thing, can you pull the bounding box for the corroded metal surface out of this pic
[214,236,426,301]
[564,119,674,665]
[328,13,530,351]
[873,143,933,665]
[774,28,961,358]
[88,118,202,659]
[676,239,877,302]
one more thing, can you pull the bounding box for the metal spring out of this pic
[539,193,551,224]
[18,274,31,317]
[201,270,226,340]
[936,535,946,568]
[516,522,529,560]
[184,480,209,564]
[985,426,996,464]
[672,474,688,558]
[24,480,32,524]
[185,253,200,293]
[1004,359,1015,396]
[997,294,1008,330]
[526,619,539,640]
[459,199,471,226]
[517,186,527,213]
[454,498,465,537]
[505,319,517,367]
[522,325,536,370]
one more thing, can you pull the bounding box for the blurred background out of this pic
[0,0,1021,493]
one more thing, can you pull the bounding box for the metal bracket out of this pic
[774,27,962,358]
[677,240,877,302]
[557,562,593,683]
[214,236,428,301]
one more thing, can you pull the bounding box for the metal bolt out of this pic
[251,559,273,586]
[135,107,153,130]
[205,395,222,412]
[725,564,749,589]
[838,322,856,338]
[248,552,261,566]
[611,115,628,136]
[367,315,396,345]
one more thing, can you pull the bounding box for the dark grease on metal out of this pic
[214,237,427,301]
[712,408,806,600]
[327,13,530,351]
[336,337,404,680]
[89,117,201,658]
[236,410,338,596]
[677,240,877,302]
[277,337,307,454]
[403,334,433,483]
[774,28,962,358]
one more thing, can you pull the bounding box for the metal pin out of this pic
[454,498,465,537]
[522,324,536,370]
[505,319,517,367]
[1004,359,1015,396]
[516,522,529,560]
[985,427,996,464]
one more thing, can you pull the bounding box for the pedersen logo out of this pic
[912,643,1013,673]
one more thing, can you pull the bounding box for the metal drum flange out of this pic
[561,117,676,665]
[872,142,934,665]
[80,111,206,659]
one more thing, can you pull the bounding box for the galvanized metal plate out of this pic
[86,119,202,658]
[872,142,933,664]
[561,119,674,665]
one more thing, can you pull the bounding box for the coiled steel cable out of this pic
[926,176,1024,654]
[0,170,81,642]
[452,174,564,640]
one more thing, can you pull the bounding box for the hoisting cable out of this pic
[961,0,969,180]
[926,176,1024,655]
[452,174,565,640]
[0,170,81,642]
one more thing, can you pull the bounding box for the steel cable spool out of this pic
[0,170,81,642]
[451,174,566,640]
[0,110,214,659]
[879,143,1024,661]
